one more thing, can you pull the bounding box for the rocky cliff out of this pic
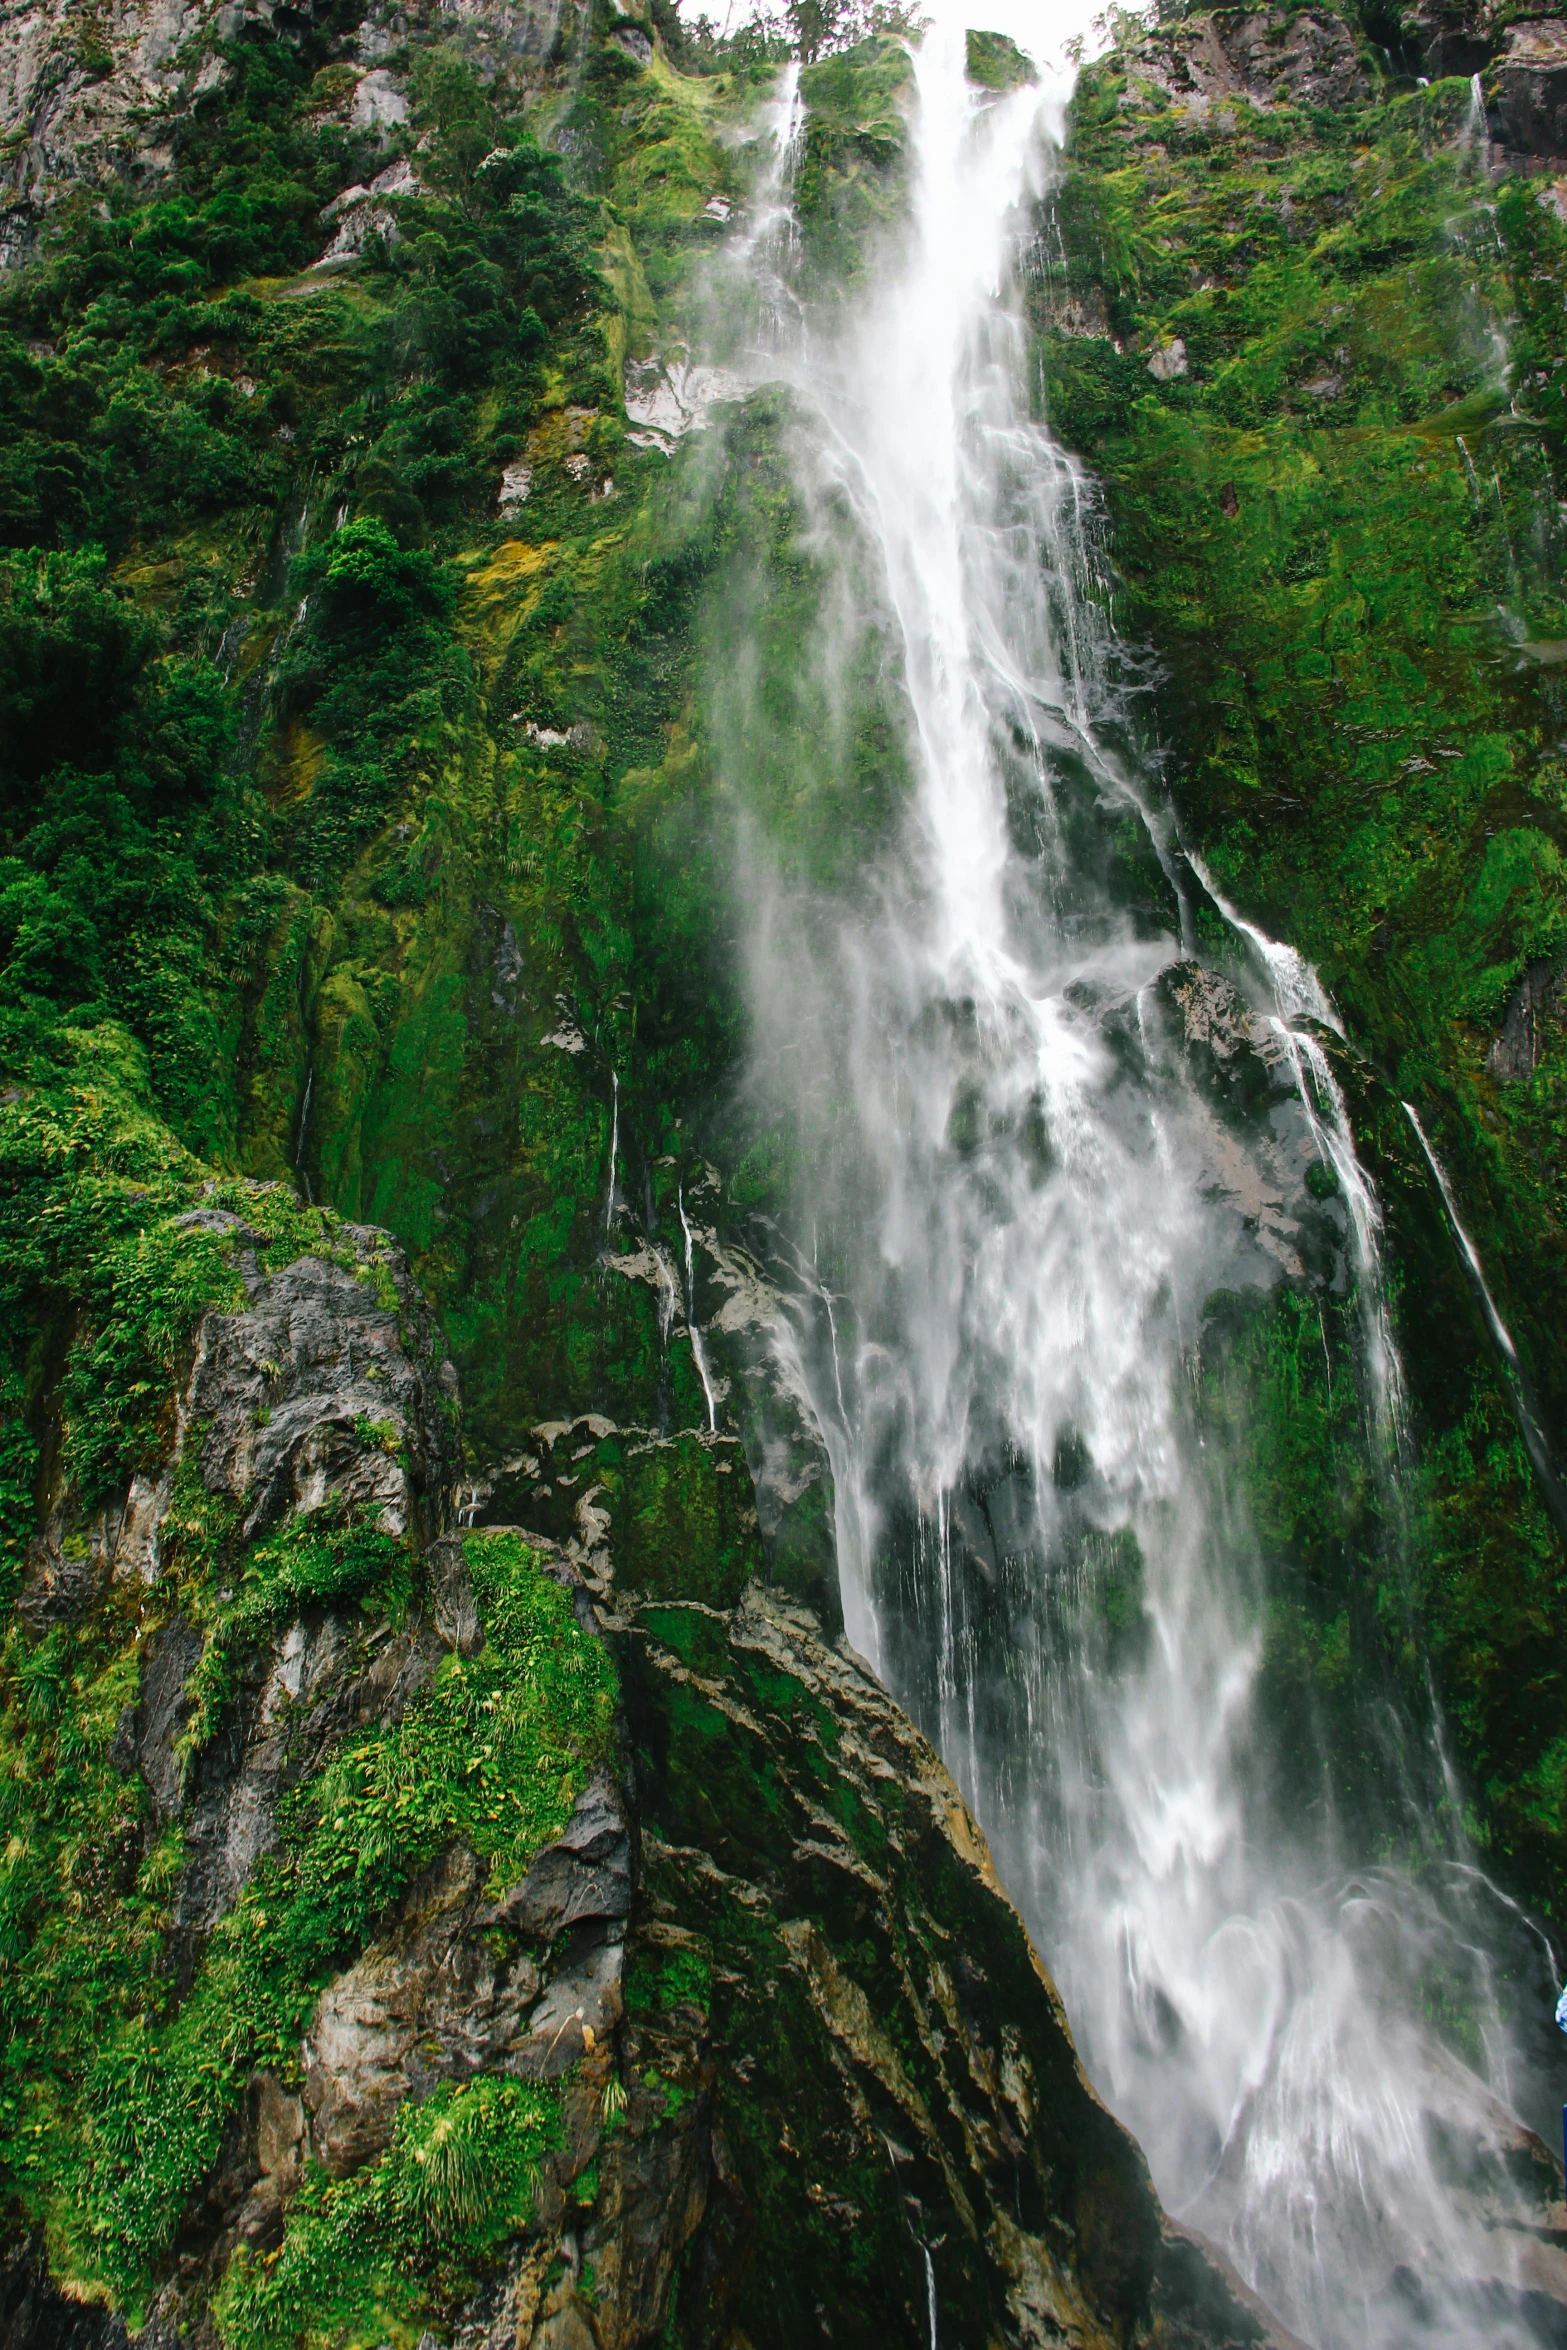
[1043,0,1567,1923]
[3,0,1567,2334]
[0,1053,1285,2346]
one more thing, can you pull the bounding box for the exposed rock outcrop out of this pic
[0,0,576,264]
[0,1170,1289,2350]
[1119,6,1372,120]
[601,1580,1295,2350]
[0,0,230,263]
[1490,15,1567,156]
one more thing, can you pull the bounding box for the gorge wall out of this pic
[1,0,1566,2339]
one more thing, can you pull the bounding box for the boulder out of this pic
[1490,16,1567,154]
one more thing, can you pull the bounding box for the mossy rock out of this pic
[965,28,1036,90]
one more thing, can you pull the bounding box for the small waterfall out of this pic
[604,1069,621,1231]
[1464,69,1488,161]
[718,15,1553,2346]
[678,1180,719,1432]
[1191,854,1405,1445]
[1404,1101,1567,1531]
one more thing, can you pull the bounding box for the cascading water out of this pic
[703,8,1563,2346]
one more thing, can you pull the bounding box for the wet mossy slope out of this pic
[1047,0,1567,1913]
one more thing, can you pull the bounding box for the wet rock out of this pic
[38,1217,457,1601]
[186,1233,458,1545]
[1491,18,1567,156]
[607,1580,1290,2348]
[170,1607,445,1943]
[474,1421,772,1614]
[122,1614,206,1820]
[1406,0,1494,80]
[595,1179,843,1629]
[303,1778,632,2168]
[305,1848,523,2170]
[578,2047,710,2348]
[486,1770,633,1941]
[1490,954,1566,1079]
[427,1530,484,1656]
[512,1925,625,2080]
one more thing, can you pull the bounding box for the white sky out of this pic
[699,0,1126,73]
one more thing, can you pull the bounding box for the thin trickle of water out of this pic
[678,1181,719,1432]
[294,1063,314,1205]
[1404,1100,1567,1532]
[1191,855,1405,1443]
[605,1070,621,1231]
[718,14,1554,2346]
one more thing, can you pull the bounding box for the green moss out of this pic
[965,29,1035,91]
[1050,21,1567,1910]
[215,2075,561,2350]
[0,1519,614,2318]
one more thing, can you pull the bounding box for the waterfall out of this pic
[715,8,1557,2345]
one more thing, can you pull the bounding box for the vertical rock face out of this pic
[1110,5,1372,116]
[181,1222,460,1546]
[1492,15,1567,154]
[0,1162,1281,2350]
[603,1583,1291,2350]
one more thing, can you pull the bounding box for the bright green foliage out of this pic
[0,1025,367,1558]
[965,29,1035,91]
[1050,17,1567,1909]
[290,1529,616,1908]
[215,2076,560,2350]
[794,37,911,285]
[0,1513,611,2319]
[182,1509,415,1749]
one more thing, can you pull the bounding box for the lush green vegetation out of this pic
[1048,12,1567,1906]
[217,2073,563,2350]
[0,1516,610,2322]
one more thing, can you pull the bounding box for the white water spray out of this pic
[718,12,1556,2345]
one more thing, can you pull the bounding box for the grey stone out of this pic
[303,1845,562,2171]
[512,1928,624,2080]
[1123,6,1371,118]
[427,1532,484,1657]
[1489,955,1565,1080]
[16,1539,103,1636]
[172,1609,444,1939]
[486,1770,632,1940]
[1492,18,1567,156]
[125,1614,206,1819]
[185,1243,457,1546]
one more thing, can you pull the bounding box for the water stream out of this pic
[708,12,1556,2343]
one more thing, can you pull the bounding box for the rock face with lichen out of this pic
[0,1134,1284,2348]
[605,1582,1299,2350]
[5,0,1567,2338]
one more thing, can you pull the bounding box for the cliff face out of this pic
[0,1053,1280,2347]
[3,0,1567,2334]
[1044,0,1567,1923]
